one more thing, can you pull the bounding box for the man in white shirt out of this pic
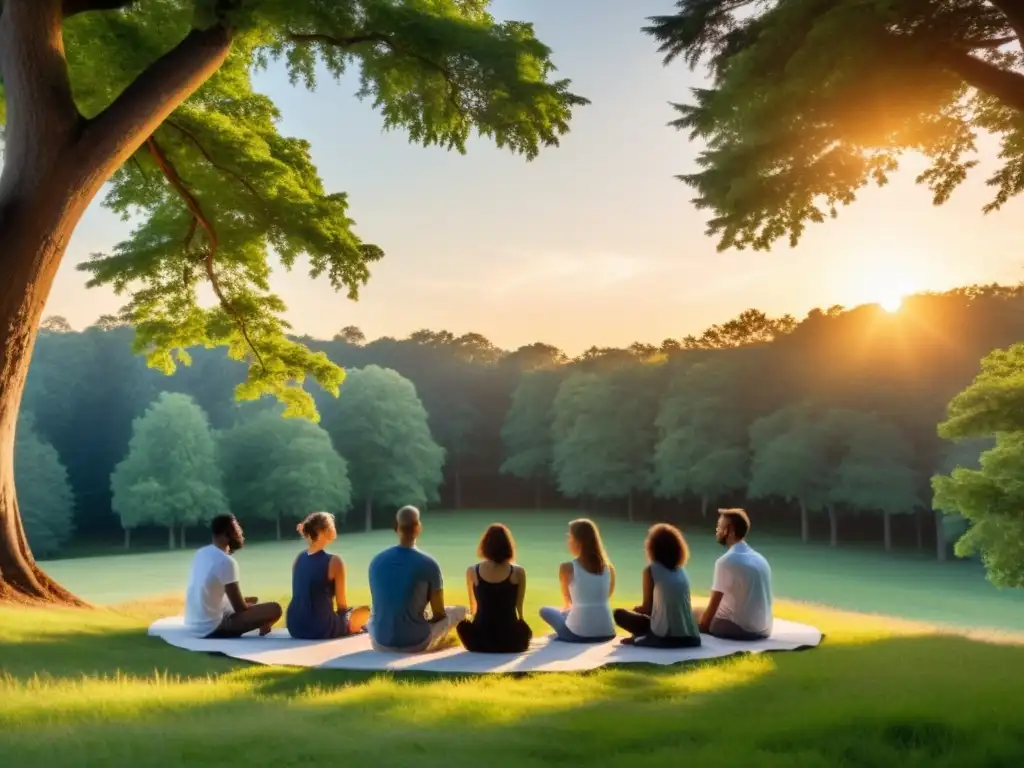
[696,508,773,641]
[184,514,282,638]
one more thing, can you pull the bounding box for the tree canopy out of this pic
[644,0,1024,250]
[110,392,227,548]
[219,409,352,539]
[14,414,75,558]
[933,343,1024,585]
[321,364,444,530]
[500,369,563,501]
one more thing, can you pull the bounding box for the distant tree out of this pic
[933,437,992,561]
[333,326,366,346]
[552,369,658,520]
[91,314,129,331]
[500,370,563,507]
[501,343,568,371]
[40,316,73,334]
[219,410,351,540]
[932,344,1024,585]
[452,333,503,365]
[659,338,682,355]
[628,341,658,360]
[748,404,836,544]
[111,393,226,549]
[683,309,796,349]
[14,414,74,558]
[322,366,444,531]
[655,361,748,516]
[645,1,1024,251]
[830,415,920,551]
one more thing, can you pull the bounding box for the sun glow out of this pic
[879,291,905,313]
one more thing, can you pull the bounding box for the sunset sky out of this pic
[46,0,1024,355]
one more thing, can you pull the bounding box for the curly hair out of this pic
[297,511,335,541]
[645,523,689,569]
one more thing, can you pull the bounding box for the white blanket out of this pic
[147,617,822,673]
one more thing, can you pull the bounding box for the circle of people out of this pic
[183,506,774,653]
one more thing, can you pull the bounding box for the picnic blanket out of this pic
[148,616,823,673]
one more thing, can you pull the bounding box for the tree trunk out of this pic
[534,480,542,510]
[828,506,838,547]
[883,511,892,552]
[180,523,187,549]
[936,510,948,562]
[0,2,233,604]
[453,466,463,510]
[124,527,131,550]
[700,495,708,517]
[168,526,175,550]
[915,511,923,552]
[364,499,373,533]
[799,501,809,544]
[275,515,281,541]
[626,490,634,523]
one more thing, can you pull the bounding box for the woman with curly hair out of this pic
[613,523,701,648]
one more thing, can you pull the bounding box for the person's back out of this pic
[714,542,773,636]
[649,561,700,640]
[368,544,441,648]
[287,550,336,639]
[184,543,236,637]
[566,560,615,637]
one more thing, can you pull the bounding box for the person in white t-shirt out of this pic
[183,514,282,638]
[696,508,773,641]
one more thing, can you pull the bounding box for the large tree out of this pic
[932,344,1024,585]
[110,392,227,549]
[0,1,585,601]
[321,365,444,531]
[219,409,351,539]
[14,414,75,558]
[645,0,1024,250]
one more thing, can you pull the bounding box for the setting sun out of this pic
[879,292,905,313]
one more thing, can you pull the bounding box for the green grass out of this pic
[3,510,1024,766]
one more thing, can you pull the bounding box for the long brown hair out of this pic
[569,518,610,575]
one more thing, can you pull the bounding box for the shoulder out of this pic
[465,564,477,579]
[559,561,574,575]
[331,554,344,569]
[511,564,526,582]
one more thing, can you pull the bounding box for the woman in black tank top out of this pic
[456,524,532,653]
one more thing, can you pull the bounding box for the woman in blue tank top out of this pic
[287,512,369,640]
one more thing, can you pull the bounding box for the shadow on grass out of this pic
[4,620,1024,767]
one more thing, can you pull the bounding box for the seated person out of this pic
[539,518,616,643]
[184,514,282,638]
[367,506,467,653]
[695,508,773,641]
[613,523,701,648]
[286,511,370,640]
[456,523,532,653]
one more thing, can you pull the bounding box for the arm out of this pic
[224,582,249,615]
[514,566,527,621]
[699,591,724,634]
[608,564,616,599]
[558,562,573,611]
[635,566,654,615]
[427,560,447,623]
[330,556,349,611]
[466,566,477,615]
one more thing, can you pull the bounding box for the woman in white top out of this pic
[539,518,616,642]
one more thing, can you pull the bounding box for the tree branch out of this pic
[144,136,267,372]
[163,119,267,205]
[943,47,1024,112]
[62,0,135,17]
[963,35,1018,48]
[987,0,1024,50]
[77,25,233,187]
[286,31,466,113]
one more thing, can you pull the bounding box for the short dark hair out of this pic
[645,523,689,569]
[211,514,238,537]
[719,508,750,540]
[478,523,516,563]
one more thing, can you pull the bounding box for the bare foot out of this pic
[259,623,273,636]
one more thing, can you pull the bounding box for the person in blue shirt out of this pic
[367,506,467,653]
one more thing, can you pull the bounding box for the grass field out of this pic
[3,510,1024,767]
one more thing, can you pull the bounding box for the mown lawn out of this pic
[2,511,1023,766]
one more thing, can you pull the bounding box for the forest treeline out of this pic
[18,283,1024,560]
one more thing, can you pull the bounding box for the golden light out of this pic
[879,291,905,313]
